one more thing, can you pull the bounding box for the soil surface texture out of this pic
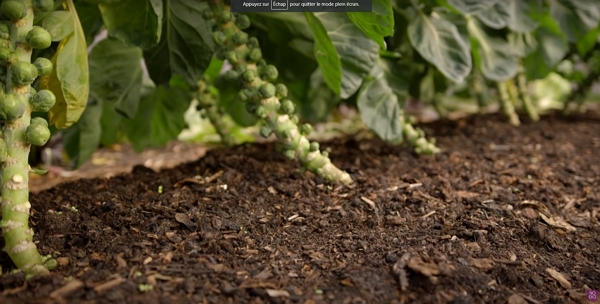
[0,112,599,304]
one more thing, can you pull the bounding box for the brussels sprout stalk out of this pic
[0,0,56,277]
[497,81,519,126]
[516,63,539,122]
[196,77,236,146]
[205,2,353,185]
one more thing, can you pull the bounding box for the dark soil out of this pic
[1,112,599,304]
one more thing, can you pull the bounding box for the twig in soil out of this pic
[421,211,436,219]
[49,279,84,300]
[392,252,411,291]
[360,197,376,210]
[93,277,125,293]
[174,170,224,187]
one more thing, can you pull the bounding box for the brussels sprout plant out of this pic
[0,0,599,278]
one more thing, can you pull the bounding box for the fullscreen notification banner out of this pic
[230,0,372,12]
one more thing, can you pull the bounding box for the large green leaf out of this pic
[143,0,214,87]
[447,0,501,14]
[315,13,379,98]
[508,32,538,57]
[548,0,600,42]
[577,27,600,56]
[302,69,341,123]
[357,65,403,143]
[505,0,539,33]
[99,0,163,49]
[74,1,105,46]
[99,101,123,146]
[124,85,191,151]
[408,12,472,83]
[305,12,342,96]
[40,0,89,129]
[89,37,143,118]
[62,99,102,169]
[41,11,74,41]
[523,16,569,80]
[379,58,410,104]
[467,18,516,81]
[475,1,510,29]
[347,0,394,49]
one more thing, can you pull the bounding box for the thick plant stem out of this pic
[516,63,539,122]
[196,78,235,146]
[402,116,440,154]
[0,1,55,276]
[205,2,353,185]
[497,81,520,126]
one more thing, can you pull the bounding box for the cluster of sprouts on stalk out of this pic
[0,0,58,277]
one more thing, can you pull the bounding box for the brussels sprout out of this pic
[33,57,52,76]
[284,149,296,160]
[212,31,227,46]
[291,115,298,124]
[245,101,257,113]
[30,89,56,112]
[235,15,251,30]
[0,138,6,162]
[26,26,52,49]
[33,0,54,12]
[10,61,38,86]
[256,59,267,68]
[0,93,26,121]
[258,83,275,99]
[280,99,295,114]
[246,37,259,49]
[260,65,278,81]
[225,50,238,64]
[30,117,48,128]
[248,48,262,62]
[224,70,239,82]
[0,24,9,40]
[202,9,214,20]
[26,123,51,146]
[232,31,248,46]
[321,151,329,157]
[259,125,272,138]
[309,142,319,152]
[220,11,233,23]
[241,69,256,83]
[0,47,12,63]
[300,123,313,136]
[255,105,267,118]
[275,84,288,98]
[1,1,27,21]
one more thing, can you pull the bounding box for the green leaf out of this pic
[576,27,600,56]
[379,58,410,104]
[549,0,600,42]
[41,11,74,41]
[315,12,380,98]
[508,32,538,57]
[40,0,90,129]
[467,17,516,81]
[143,0,214,88]
[74,1,105,46]
[301,69,340,123]
[124,85,191,151]
[505,0,540,33]
[475,1,510,29]
[347,0,394,49]
[99,0,163,49]
[100,100,123,146]
[357,65,403,143]
[62,99,102,169]
[447,0,501,14]
[523,17,569,80]
[89,37,143,118]
[408,12,472,83]
[204,58,224,81]
[304,12,342,96]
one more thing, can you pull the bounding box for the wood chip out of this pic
[93,277,125,293]
[266,289,290,298]
[507,293,527,304]
[175,213,196,229]
[469,258,495,272]
[360,196,376,209]
[407,256,440,277]
[539,213,576,232]
[545,268,572,288]
[50,279,84,299]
